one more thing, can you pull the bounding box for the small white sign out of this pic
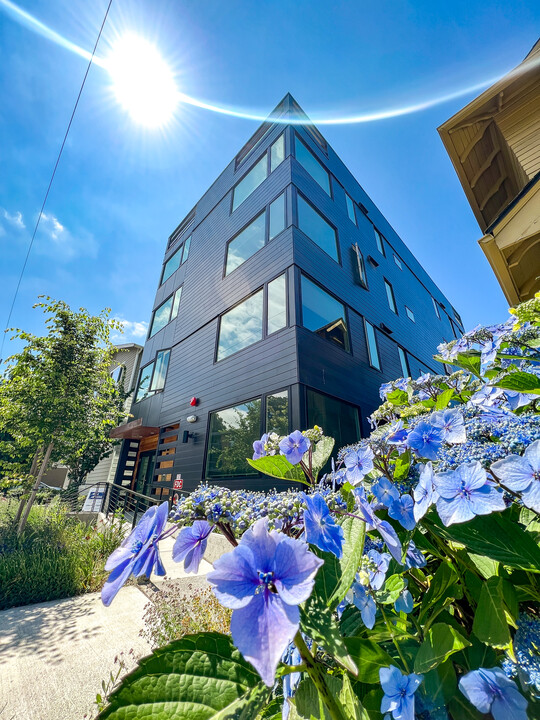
[82,488,106,512]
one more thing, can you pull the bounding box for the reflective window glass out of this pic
[150,350,171,391]
[374,228,385,255]
[432,297,440,319]
[269,193,285,240]
[270,134,285,172]
[110,365,124,384]
[385,280,397,314]
[217,290,264,360]
[306,390,360,460]
[266,390,289,435]
[398,347,409,377]
[301,275,349,351]
[365,321,381,370]
[294,135,331,194]
[162,247,182,284]
[206,398,261,477]
[149,296,173,337]
[181,236,191,264]
[267,274,287,334]
[232,156,268,211]
[297,196,339,262]
[171,287,182,319]
[353,243,367,288]
[226,212,265,275]
[345,194,356,224]
[135,362,155,402]
[394,254,402,270]
[405,306,415,322]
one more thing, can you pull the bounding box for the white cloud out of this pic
[1,208,26,229]
[111,318,149,342]
[37,211,98,261]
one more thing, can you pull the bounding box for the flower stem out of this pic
[380,607,411,674]
[293,632,348,720]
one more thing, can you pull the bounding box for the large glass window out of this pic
[269,193,285,240]
[374,228,385,255]
[232,156,267,211]
[161,247,182,284]
[365,320,381,370]
[398,346,409,377]
[267,275,287,334]
[294,135,331,194]
[135,349,171,402]
[306,389,360,455]
[270,134,285,172]
[226,212,266,275]
[345,194,356,224]
[217,291,264,360]
[301,275,349,351]
[149,288,182,337]
[297,196,339,262]
[206,398,261,478]
[384,280,397,314]
[266,390,289,435]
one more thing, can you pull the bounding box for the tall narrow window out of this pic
[161,246,182,284]
[384,280,397,314]
[394,254,402,270]
[432,297,440,319]
[171,287,182,319]
[345,194,356,224]
[206,398,261,478]
[294,135,331,195]
[267,274,287,334]
[270,134,285,172]
[306,390,360,456]
[217,291,264,360]
[297,196,339,262]
[269,193,285,240]
[405,306,415,322]
[266,390,289,435]
[352,243,368,288]
[232,155,267,211]
[301,275,349,351]
[181,236,191,264]
[374,228,385,255]
[397,347,409,377]
[135,349,171,402]
[365,320,381,370]
[226,212,266,275]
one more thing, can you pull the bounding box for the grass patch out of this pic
[0,497,125,610]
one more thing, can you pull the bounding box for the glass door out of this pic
[134,450,156,496]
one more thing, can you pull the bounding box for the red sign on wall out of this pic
[173,474,183,490]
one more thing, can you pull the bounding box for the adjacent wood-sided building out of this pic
[112,95,463,497]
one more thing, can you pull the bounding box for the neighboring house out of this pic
[111,94,463,497]
[80,343,143,490]
[438,39,540,305]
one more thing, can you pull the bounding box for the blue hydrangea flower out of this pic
[253,433,269,460]
[413,462,438,522]
[434,461,506,526]
[505,390,536,411]
[302,492,344,558]
[102,501,169,606]
[344,446,375,485]
[346,581,377,628]
[380,666,423,720]
[407,422,443,461]
[458,667,528,720]
[282,643,302,720]
[372,477,400,507]
[405,541,427,569]
[380,381,394,400]
[490,439,540,513]
[388,494,416,530]
[394,587,413,614]
[172,520,214,573]
[279,430,310,465]
[431,409,466,444]
[386,420,409,445]
[207,518,323,686]
[367,549,391,590]
[508,613,540,695]
[354,489,403,563]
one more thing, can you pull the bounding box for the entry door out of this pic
[135,450,156,496]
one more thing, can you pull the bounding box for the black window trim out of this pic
[160,236,191,286]
[397,345,410,377]
[148,286,182,339]
[295,189,341,265]
[299,271,351,354]
[405,305,416,322]
[374,227,386,256]
[293,132,333,198]
[134,348,171,404]
[352,242,369,290]
[230,132,285,215]
[364,318,382,371]
[384,278,398,315]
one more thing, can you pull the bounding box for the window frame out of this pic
[374,227,386,256]
[345,193,357,225]
[296,191,340,264]
[397,346,409,377]
[300,272,350,353]
[305,386,361,453]
[432,297,441,319]
[393,254,402,270]
[364,319,381,370]
[134,348,171,403]
[384,279,397,314]
[231,133,285,214]
[405,306,415,322]
[293,133,332,197]
[149,286,183,338]
[161,235,192,285]
[352,242,368,289]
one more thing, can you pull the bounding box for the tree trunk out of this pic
[17,441,54,535]
[14,447,42,526]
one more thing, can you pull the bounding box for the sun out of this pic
[106,34,178,127]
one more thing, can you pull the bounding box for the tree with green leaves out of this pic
[0,297,130,532]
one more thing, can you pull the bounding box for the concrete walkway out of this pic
[0,531,231,720]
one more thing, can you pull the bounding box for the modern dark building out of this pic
[112,95,464,497]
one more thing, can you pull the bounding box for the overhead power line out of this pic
[1,0,114,363]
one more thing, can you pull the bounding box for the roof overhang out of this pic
[110,418,159,440]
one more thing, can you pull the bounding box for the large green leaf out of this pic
[434,388,455,410]
[386,389,408,406]
[492,371,540,394]
[339,674,371,720]
[472,577,512,649]
[98,632,270,720]
[414,624,471,673]
[344,638,395,684]
[374,575,405,605]
[424,511,540,573]
[311,436,335,477]
[328,516,366,609]
[340,606,364,638]
[451,352,482,378]
[247,455,307,484]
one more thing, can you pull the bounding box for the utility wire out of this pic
[1,0,114,363]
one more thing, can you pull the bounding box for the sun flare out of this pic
[106,34,178,127]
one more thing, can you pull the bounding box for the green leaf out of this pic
[466,638,497,670]
[451,351,482,378]
[424,511,540,573]
[374,575,405,605]
[473,577,512,649]
[344,638,395,684]
[386,389,409,406]
[519,507,540,533]
[448,695,484,720]
[421,563,458,612]
[97,632,270,720]
[339,674,371,720]
[468,553,499,579]
[392,451,411,482]
[434,388,455,410]
[328,517,366,608]
[311,436,335,477]
[422,660,457,706]
[492,371,540,394]
[414,623,471,673]
[247,455,307,484]
[294,676,343,720]
[340,606,364,638]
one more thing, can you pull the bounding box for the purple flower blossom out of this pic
[405,541,427,569]
[102,502,168,606]
[505,390,536,411]
[388,494,416,530]
[372,477,400,508]
[407,421,443,461]
[172,520,214,573]
[413,462,437,522]
[354,489,403,564]
[207,518,322,686]
[344,446,375,485]
[279,430,310,465]
[302,493,344,558]
[367,549,391,590]
[347,582,376,628]
[458,667,528,720]
[386,420,409,445]
[252,433,269,460]
[490,439,540,513]
[380,666,423,720]
[434,461,506,526]
[394,588,413,614]
[431,409,466,444]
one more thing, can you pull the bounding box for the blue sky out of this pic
[0,0,538,361]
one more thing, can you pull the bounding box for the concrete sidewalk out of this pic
[0,531,231,720]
